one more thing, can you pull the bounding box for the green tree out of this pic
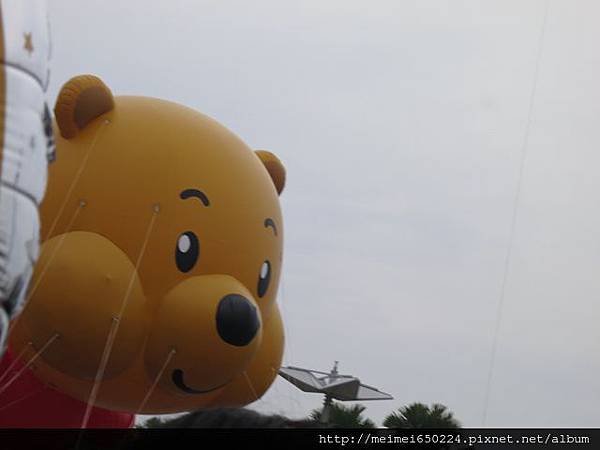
[140,416,170,428]
[310,403,375,428]
[383,403,460,429]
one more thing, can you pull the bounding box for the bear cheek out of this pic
[13,231,148,380]
[143,275,263,396]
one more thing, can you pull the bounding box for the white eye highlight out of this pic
[178,234,191,253]
[260,261,269,279]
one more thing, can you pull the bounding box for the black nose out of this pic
[216,294,260,346]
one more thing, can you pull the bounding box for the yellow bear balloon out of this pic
[9,75,285,414]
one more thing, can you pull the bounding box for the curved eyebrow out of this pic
[264,218,278,236]
[180,189,210,206]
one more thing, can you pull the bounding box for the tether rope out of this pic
[481,0,550,426]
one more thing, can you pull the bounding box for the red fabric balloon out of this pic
[0,348,134,428]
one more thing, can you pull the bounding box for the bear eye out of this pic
[175,231,199,273]
[257,260,271,298]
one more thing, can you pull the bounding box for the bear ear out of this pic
[54,75,114,139]
[255,150,286,195]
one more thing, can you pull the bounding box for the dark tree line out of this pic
[141,402,460,429]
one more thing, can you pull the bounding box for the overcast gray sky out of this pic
[48,0,600,427]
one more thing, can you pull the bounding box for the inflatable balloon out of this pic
[0,349,134,427]
[0,0,54,354]
[6,74,286,419]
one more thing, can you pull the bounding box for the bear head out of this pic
[9,75,286,413]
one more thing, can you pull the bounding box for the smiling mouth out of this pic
[171,369,229,395]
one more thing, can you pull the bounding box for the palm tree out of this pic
[383,403,460,428]
[310,402,375,428]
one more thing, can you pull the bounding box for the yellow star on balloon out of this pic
[23,32,34,55]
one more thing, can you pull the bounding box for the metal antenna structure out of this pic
[279,361,393,424]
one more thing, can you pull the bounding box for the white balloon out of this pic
[0,0,52,354]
